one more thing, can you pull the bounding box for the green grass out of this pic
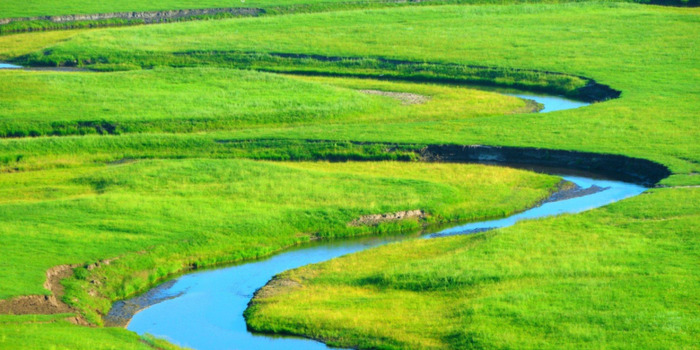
[3,2,698,177]
[0,159,559,324]
[1,0,696,36]
[0,68,381,137]
[4,0,689,20]
[0,314,185,349]
[0,68,528,137]
[246,187,700,349]
[0,1,696,349]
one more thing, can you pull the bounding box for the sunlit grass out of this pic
[247,187,700,349]
[0,160,558,325]
[0,1,696,349]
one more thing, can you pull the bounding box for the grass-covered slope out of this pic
[4,3,699,179]
[247,187,699,349]
[0,314,183,350]
[0,1,696,349]
[0,69,527,137]
[0,160,558,324]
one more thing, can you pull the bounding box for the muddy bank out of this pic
[0,264,77,315]
[104,280,181,327]
[0,8,263,26]
[419,144,670,186]
[0,259,114,320]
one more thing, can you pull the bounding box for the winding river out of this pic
[1,62,643,349]
[110,176,645,350]
[103,96,646,349]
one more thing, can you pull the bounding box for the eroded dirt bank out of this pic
[0,259,113,322]
[0,8,263,25]
[418,144,670,186]
[0,264,77,315]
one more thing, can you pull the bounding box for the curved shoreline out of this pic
[119,175,647,350]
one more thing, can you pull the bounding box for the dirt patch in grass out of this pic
[0,264,78,315]
[358,89,430,105]
[252,277,302,300]
[0,259,114,322]
[349,209,426,226]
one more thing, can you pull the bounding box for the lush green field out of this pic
[0,159,558,325]
[0,314,182,350]
[247,187,699,349]
[0,69,528,137]
[4,0,690,20]
[0,68,382,137]
[3,2,699,178]
[0,1,697,349]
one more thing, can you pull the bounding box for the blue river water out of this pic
[1,62,629,349]
[120,175,646,350]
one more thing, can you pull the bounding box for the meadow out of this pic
[3,0,695,20]
[2,2,698,178]
[0,159,559,325]
[0,0,697,349]
[247,187,699,349]
[0,69,527,137]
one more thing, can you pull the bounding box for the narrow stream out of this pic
[505,92,589,113]
[2,62,628,349]
[0,63,22,69]
[98,86,631,350]
[112,176,645,350]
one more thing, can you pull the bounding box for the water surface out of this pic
[0,63,22,69]
[507,92,589,113]
[118,176,645,350]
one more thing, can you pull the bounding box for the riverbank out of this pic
[0,2,697,349]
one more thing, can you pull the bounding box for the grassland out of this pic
[0,0,697,349]
[5,0,694,20]
[0,69,528,137]
[1,0,695,36]
[3,2,698,178]
[0,314,182,350]
[0,160,559,325]
[247,187,699,349]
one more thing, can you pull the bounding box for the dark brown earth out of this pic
[0,259,114,324]
[0,264,77,315]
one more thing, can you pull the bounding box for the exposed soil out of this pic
[540,180,609,204]
[0,259,114,322]
[349,209,426,226]
[104,280,181,327]
[419,144,670,186]
[358,89,430,105]
[0,8,263,25]
[251,277,302,300]
[0,264,78,315]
